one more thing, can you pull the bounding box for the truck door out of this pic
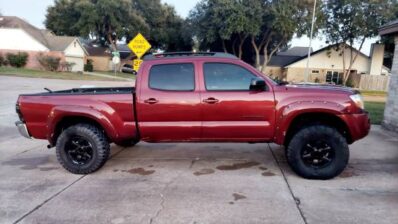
[136,62,201,141]
[199,62,275,141]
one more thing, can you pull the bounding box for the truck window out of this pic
[149,63,195,91]
[204,63,257,91]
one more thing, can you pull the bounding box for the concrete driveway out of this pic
[1,76,397,224]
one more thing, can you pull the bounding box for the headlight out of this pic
[349,94,364,110]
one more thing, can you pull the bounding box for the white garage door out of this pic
[65,56,84,72]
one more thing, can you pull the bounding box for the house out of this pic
[82,43,134,71]
[117,43,136,67]
[85,44,112,71]
[0,16,87,72]
[263,44,390,84]
[262,47,311,79]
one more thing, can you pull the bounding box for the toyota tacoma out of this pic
[15,52,370,179]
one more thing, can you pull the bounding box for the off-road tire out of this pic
[56,123,110,174]
[286,125,349,180]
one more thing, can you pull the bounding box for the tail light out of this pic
[16,103,24,122]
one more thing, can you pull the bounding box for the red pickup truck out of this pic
[15,52,370,179]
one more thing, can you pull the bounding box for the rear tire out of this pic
[286,125,349,180]
[56,123,110,174]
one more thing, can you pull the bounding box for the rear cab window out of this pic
[203,62,259,91]
[149,63,195,91]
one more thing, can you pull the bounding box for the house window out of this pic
[74,42,77,47]
[326,71,342,85]
[311,70,320,74]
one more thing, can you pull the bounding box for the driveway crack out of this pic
[149,171,182,224]
[13,175,85,224]
[13,147,126,223]
[149,193,165,224]
[268,144,308,224]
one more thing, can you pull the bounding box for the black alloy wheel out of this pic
[65,135,94,165]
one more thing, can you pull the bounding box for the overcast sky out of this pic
[0,0,378,55]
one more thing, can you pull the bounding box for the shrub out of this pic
[84,59,93,72]
[345,79,354,88]
[0,54,5,66]
[37,54,61,71]
[6,52,28,67]
[60,61,76,72]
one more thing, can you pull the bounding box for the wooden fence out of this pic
[348,74,390,91]
[358,75,390,91]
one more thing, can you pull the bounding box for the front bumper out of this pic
[338,111,370,143]
[15,121,32,139]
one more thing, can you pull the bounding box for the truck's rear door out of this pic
[199,60,275,141]
[136,60,201,141]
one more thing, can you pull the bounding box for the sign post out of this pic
[128,33,151,72]
[112,51,120,79]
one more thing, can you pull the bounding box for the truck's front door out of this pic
[137,62,201,141]
[199,61,275,141]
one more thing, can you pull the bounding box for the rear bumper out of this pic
[338,111,370,143]
[15,121,32,139]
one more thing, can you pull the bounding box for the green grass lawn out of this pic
[365,101,385,125]
[360,90,387,97]
[0,67,118,81]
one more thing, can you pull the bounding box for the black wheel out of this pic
[56,124,110,174]
[286,125,349,180]
[115,139,139,147]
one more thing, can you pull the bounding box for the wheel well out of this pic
[52,116,107,145]
[284,112,352,147]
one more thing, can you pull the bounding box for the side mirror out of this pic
[250,78,266,91]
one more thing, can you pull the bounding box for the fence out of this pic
[357,75,390,91]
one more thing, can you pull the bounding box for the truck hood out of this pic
[283,83,358,95]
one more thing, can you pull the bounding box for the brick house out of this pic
[0,16,87,72]
[85,44,112,71]
[262,44,389,84]
[379,20,398,132]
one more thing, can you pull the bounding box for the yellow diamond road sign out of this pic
[133,59,143,71]
[128,33,151,59]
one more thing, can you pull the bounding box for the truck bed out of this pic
[20,87,135,96]
[17,86,137,145]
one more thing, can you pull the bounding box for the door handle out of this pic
[203,97,219,104]
[144,98,158,104]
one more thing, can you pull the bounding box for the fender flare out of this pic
[274,100,348,145]
[46,105,124,144]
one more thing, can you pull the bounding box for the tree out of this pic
[189,0,321,68]
[132,0,193,51]
[45,0,82,37]
[46,0,192,51]
[323,0,396,85]
[249,0,323,72]
[46,0,148,51]
[189,0,255,59]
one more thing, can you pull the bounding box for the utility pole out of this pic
[304,0,317,83]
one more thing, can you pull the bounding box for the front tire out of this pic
[286,125,349,180]
[56,124,110,174]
